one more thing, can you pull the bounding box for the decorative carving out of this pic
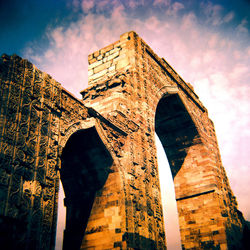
[0,168,9,186]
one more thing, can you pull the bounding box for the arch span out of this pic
[154,92,237,248]
[60,127,113,250]
[155,93,201,178]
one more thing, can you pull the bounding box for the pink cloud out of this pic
[145,16,161,31]
[166,1,184,17]
[201,1,224,26]
[207,34,218,48]
[229,64,249,79]
[237,18,249,33]
[126,0,145,9]
[181,12,197,30]
[223,11,234,23]
[153,0,171,7]
[81,0,95,12]
[247,46,250,56]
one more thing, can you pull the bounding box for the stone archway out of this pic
[155,93,199,248]
[79,31,246,249]
[0,32,248,250]
[155,93,200,178]
[154,92,223,248]
[60,127,113,249]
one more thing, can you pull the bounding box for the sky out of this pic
[1,0,250,248]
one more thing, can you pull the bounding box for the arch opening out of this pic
[155,94,200,178]
[156,133,182,249]
[155,94,200,248]
[55,181,66,250]
[60,127,113,250]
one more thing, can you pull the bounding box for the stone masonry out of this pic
[0,31,248,249]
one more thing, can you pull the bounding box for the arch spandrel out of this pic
[58,118,95,150]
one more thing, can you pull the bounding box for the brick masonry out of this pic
[0,31,248,249]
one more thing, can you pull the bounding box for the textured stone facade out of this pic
[0,54,93,249]
[0,31,248,249]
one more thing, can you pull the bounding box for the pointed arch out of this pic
[155,93,200,178]
[60,126,113,249]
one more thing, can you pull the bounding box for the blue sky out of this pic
[1,0,250,248]
[1,0,249,56]
[1,0,68,55]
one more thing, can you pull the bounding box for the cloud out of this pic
[153,0,171,7]
[181,12,198,32]
[145,16,161,31]
[229,64,249,79]
[223,11,234,23]
[237,18,249,33]
[126,0,145,9]
[71,0,81,11]
[25,0,250,223]
[166,1,184,16]
[201,1,223,26]
[81,0,95,12]
[201,1,235,26]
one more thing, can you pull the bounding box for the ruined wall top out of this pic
[86,32,195,91]
[81,31,206,113]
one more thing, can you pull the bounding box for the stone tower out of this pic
[0,31,247,249]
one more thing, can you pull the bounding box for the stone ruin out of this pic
[0,31,249,249]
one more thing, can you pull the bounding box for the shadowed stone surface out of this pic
[0,31,248,249]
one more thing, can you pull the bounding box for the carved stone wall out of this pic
[80,31,247,249]
[0,31,248,250]
[0,54,92,249]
